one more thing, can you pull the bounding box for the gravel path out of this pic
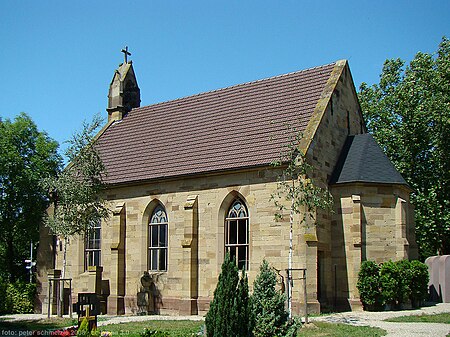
[311,302,450,337]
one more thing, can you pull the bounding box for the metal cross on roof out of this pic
[121,46,131,64]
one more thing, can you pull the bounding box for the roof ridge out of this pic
[135,61,338,110]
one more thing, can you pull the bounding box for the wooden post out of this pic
[56,278,61,317]
[303,269,308,324]
[47,279,52,318]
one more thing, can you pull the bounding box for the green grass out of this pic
[0,317,76,333]
[100,320,204,337]
[385,313,450,324]
[0,317,390,337]
[297,322,387,337]
[0,318,204,337]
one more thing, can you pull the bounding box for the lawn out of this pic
[385,313,450,324]
[0,317,389,337]
[297,322,386,337]
[100,320,204,337]
[0,317,76,333]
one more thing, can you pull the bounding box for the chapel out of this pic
[36,53,418,315]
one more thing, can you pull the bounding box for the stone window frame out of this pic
[148,204,168,271]
[225,198,249,270]
[85,221,101,270]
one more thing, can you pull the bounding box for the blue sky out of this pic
[1,1,449,153]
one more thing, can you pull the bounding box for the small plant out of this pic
[140,329,169,337]
[90,326,100,337]
[76,318,90,337]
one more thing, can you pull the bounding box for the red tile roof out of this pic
[97,62,336,185]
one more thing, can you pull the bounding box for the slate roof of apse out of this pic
[330,133,408,186]
[96,62,336,185]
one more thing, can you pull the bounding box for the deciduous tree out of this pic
[358,37,450,258]
[0,113,61,281]
[41,114,108,277]
[270,128,333,316]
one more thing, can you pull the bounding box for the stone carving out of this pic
[137,271,161,315]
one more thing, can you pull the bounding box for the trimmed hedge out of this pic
[0,279,36,314]
[356,260,384,311]
[357,259,429,311]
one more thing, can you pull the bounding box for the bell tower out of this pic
[107,46,141,122]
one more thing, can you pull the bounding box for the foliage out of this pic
[235,268,252,337]
[205,253,250,337]
[0,113,61,281]
[270,127,333,315]
[379,261,402,307]
[357,259,429,310]
[356,261,384,310]
[140,329,170,337]
[270,128,333,224]
[76,318,90,337]
[40,114,108,277]
[0,278,36,314]
[395,259,412,305]
[251,260,297,337]
[358,37,450,258]
[41,114,108,239]
[90,326,100,337]
[409,260,429,307]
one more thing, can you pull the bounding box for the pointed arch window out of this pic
[148,204,168,271]
[225,199,249,270]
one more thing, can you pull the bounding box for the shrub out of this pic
[205,253,249,337]
[357,261,384,311]
[380,260,403,308]
[251,260,296,337]
[409,260,429,307]
[235,269,252,337]
[358,259,430,311]
[396,259,412,304]
[2,280,36,313]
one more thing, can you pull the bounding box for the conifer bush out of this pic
[205,253,250,337]
[235,269,252,337]
[251,260,297,337]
